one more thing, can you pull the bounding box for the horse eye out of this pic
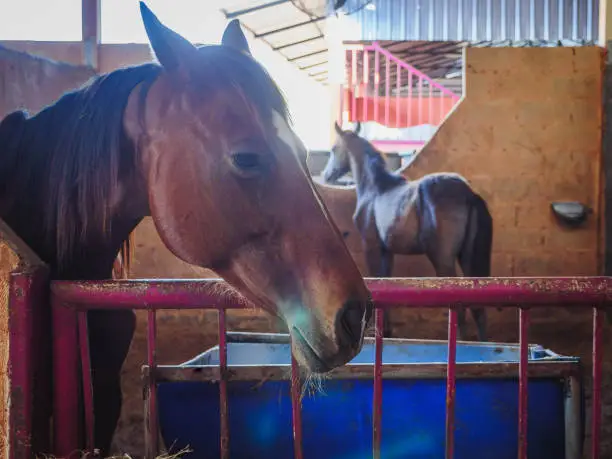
[231,153,262,174]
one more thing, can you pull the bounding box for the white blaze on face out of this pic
[272,110,307,164]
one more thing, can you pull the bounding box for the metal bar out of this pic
[225,0,289,19]
[518,307,530,459]
[273,34,323,51]
[418,77,423,125]
[407,71,413,126]
[145,310,158,458]
[372,308,384,459]
[385,56,390,126]
[254,16,325,38]
[9,267,48,459]
[366,43,459,100]
[445,307,457,459]
[52,300,80,457]
[374,49,380,123]
[395,63,401,126]
[51,277,612,311]
[219,309,230,459]
[287,49,326,62]
[78,311,95,452]
[363,49,369,122]
[351,49,357,124]
[428,81,433,125]
[290,353,303,459]
[591,306,603,459]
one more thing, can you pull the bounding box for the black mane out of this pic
[359,137,406,192]
[0,44,290,272]
[0,63,161,267]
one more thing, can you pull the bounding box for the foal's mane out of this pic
[354,135,405,191]
[0,45,289,273]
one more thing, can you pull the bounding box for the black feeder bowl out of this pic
[550,201,591,227]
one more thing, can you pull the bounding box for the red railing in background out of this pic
[341,42,461,152]
[50,277,609,459]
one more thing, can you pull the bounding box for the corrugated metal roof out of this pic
[342,0,599,42]
[221,0,599,86]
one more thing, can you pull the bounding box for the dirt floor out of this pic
[109,305,612,459]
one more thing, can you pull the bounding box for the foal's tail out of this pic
[460,192,493,277]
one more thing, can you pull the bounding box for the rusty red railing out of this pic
[342,42,461,152]
[50,277,610,459]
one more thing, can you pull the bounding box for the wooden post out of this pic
[82,0,101,70]
[326,15,346,144]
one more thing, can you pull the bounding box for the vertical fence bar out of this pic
[9,269,48,459]
[350,49,357,125]
[77,311,95,453]
[395,63,400,127]
[373,307,384,459]
[428,82,433,125]
[374,48,380,124]
[363,49,369,122]
[145,310,158,459]
[439,88,444,123]
[384,56,390,126]
[518,307,530,459]
[218,309,230,459]
[591,306,603,459]
[407,71,413,126]
[52,300,80,457]
[290,353,304,459]
[418,77,423,125]
[445,307,457,459]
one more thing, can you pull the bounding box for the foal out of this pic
[323,122,492,341]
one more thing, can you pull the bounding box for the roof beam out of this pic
[288,49,326,62]
[273,34,324,51]
[226,0,290,19]
[255,16,326,38]
[299,60,328,70]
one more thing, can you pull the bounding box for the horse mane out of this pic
[0,63,162,269]
[1,46,290,276]
[358,137,406,192]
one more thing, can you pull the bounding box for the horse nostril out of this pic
[336,299,367,347]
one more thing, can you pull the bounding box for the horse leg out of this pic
[87,309,136,455]
[365,245,394,337]
[429,258,468,341]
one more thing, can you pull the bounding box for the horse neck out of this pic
[349,147,400,196]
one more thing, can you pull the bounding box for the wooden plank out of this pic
[150,361,580,383]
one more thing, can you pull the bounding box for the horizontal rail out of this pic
[365,42,460,101]
[51,277,612,310]
[148,361,580,383]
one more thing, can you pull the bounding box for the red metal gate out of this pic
[50,277,609,459]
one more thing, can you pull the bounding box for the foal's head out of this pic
[322,121,363,184]
[131,4,372,372]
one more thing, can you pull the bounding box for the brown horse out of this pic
[0,5,371,454]
[322,122,491,342]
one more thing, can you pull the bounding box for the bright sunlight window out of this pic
[0,0,81,40]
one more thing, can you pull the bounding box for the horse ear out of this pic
[139,2,198,75]
[354,122,361,135]
[222,19,251,55]
[334,121,344,136]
